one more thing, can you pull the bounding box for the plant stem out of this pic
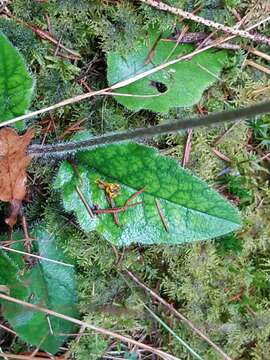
[28,101,270,158]
[140,0,270,45]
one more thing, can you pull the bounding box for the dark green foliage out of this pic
[55,140,241,245]
[0,33,33,127]
[107,27,228,112]
[0,226,78,354]
[219,174,253,208]
[248,115,270,150]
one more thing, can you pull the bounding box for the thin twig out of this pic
[58,118,86,140]
[3,16,268,130]
[165,25,189,62]
[182,129,193,167]
[0,293,182,360]
[0,355,56,360]
[213,121,240,145]
[0,245,73,268]
[155,199,169,232]
[124,269,233,360]
[124,188,145,207]
[20,212,32,253]
[247,48,270,62]
[245,59,270,75]
[139,0,270,45]
[93,201,143,214]
[6,14,81,58]
[212,148,231,162]
[0,238,35,246]
[105,194,121,227]
[75,186,94,218]
[0,323,16,335]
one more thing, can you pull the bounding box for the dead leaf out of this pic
[0,128,34,227]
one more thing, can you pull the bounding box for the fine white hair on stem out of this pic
[28,101,270,158]
[139,0,270,45]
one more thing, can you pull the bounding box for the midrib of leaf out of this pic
[87,166,240,224]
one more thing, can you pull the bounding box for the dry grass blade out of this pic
[0,323,16,335]
[247,48,270,62]
[0,245,74,268]
[245,59,270,75]
[0,354,57,360]
[0,293,182,360]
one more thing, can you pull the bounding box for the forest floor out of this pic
[0,0,270,359]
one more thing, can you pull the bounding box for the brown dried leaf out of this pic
[0,128,34,226]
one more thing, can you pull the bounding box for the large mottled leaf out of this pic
[107,28,227,112]
[0,34,33,127]
[0,226,78,354]
[55,142,241,246]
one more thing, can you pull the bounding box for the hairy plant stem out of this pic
[140,0,270,45]
[28,101,270,158]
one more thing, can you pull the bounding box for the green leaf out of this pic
[55,142,241,246]
[0,249,20,285]
[107,28,227,112]
[0,33,33,128]
[0,226,78,354]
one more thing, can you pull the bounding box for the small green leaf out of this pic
[55,142,241,246]
[0,226,78,354]
[0,249,20,285]
[107,28,227,112]
[0,34,33,128]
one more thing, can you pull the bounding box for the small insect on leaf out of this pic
[96,179,121,199]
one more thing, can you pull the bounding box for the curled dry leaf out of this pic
[0,128,34,227]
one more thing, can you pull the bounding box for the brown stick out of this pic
[155,199,169,232]
[93,201,143,214]
[212,148,231,162]
[75,186,94,218]
[0,354,57,360]
[182,129,193,167]
[140,0,270,45]
[245,59,270,75]
[124,269,233,360]
[0,323,16,335]
[0,293,181,360]
[6,14,80,59]
[124,188,145,206]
